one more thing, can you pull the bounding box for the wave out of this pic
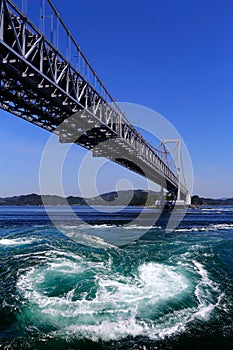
[60,223,156,230]
[175,223,233,233]
[200,208,222,212]
[200,207,233,212]
[124,225,159,230]
[192,260,223,318]
[0,237,37,246]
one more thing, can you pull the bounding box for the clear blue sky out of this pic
[1,0,233,198]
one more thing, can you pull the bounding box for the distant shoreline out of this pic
[0,190,160,207]
[191,195,233,207]
[0,192,233,207]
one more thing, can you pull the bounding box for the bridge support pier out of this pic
[185,192,191,206]
[175,192,191,207]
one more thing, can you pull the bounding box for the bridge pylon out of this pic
[161,139,190,206]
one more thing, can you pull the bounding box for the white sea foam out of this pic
[61,223,156,230]
[0,237,37,246]
[175,227,205,232]
[187,260,223,321]
[200,208,221,212]
[124,225,159,230]
[200,207,233,213]
[16,254,223,342]
[211,223,233,230]
[61,224,116,230]
[175,223,233,233]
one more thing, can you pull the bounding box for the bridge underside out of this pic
[0,0,188,201]
[0,52,179,194]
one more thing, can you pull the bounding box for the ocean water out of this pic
[0,206,233,349]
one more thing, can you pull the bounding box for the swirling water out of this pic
[0,206,233,349]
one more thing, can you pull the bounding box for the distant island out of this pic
[0,191,233,207]
[191,195,233,206]
[0,190,160,207]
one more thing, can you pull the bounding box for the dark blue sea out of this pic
[0,206,233,349]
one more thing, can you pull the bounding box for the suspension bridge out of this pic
[0,0,190,204]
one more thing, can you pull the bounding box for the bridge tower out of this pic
[161,139,190,206]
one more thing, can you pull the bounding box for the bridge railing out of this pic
[2,0,120,127]
[8,0,123,117]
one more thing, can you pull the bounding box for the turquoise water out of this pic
[0,206,233,349]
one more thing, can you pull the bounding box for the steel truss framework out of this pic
[0,0,187,198]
